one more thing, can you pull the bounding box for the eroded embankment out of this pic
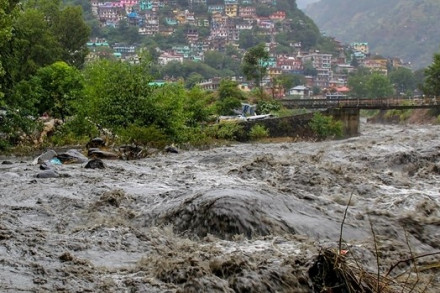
[0,122,439,292]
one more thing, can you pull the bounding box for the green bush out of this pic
[309,112,343,139]
[206,121,244,140]
[249,124,269,140]
[384,109,412,122]
[49,116,99,146]
[273,108,308,117]
[0,139,11,152]
[215,97,242,116]
[256,100,282,114]
[174,127,213,147]
[117,125,168,148]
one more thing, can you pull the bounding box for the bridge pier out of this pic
[326,108,360,137]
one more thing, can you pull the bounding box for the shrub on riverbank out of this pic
[309,112,343,139]
[249,124,269,140]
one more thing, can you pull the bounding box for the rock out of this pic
[85,159,105,169]
[86,137,106,149]
[36,170,59,178]
[57,149,88,164]
[119,145,143,160]
[165,145,179,154]
[1,160,13,165]
[59,252,74,262]
[88,150,119,160]
[39,162,53,170]
[35,149,57,165]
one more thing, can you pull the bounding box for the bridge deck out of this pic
[280,97,440,110]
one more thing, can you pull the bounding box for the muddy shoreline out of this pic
[1,121,439,292]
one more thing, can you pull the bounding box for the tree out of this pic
[389,67,416,96]
[52,6,90,67]
[0,0,19,99]
[185,72,204,89]
[215,79,245,115]
[82,59,153,129]
[26,61,84,121]
[424,51,440,96]
[366,73,394,99]
[1,0,90,98]
[303,60,318,76]
[347,67,371,98]
[204,51,225,70]
[242,44,269,89]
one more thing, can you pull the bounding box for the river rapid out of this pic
[1,121,439,292]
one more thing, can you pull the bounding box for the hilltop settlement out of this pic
[86,0,412,98]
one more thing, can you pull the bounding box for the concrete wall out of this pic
[325,108,360,137]
[237,109,360,141]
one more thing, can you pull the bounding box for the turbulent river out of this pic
[0,121,439,292]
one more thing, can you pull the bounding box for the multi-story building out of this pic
[277,56,303,73]
[303,52,332,69]
[363,58,388,75]
[186,29,199,44]
[225,3,238,17]
[238,6,256,19]
[351,42,369,55]
[158,52,184,65]
[197,77,222,91]
[208,5,224,13]
[97,3,125,24]
[139,20,159,35]
[269,11,286,22]
[225,18,239,42]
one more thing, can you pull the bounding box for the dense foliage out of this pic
[309,112,343,139]
[242,44,270,89]
[424,50,440,96]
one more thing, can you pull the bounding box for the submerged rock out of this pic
[165,145,179,154]
[39,162,53,170]
[57,149,88,164]
[85,159,105,169]
[36,170,60,178]
[156,188,366,241]
[2,160,13,165]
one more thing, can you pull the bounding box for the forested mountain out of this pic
[305,0,440,69]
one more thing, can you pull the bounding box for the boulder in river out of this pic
[56,149,88,164]
[165,145,179,154]
[85,159,105,169]
[39,162,53,170]
[35,149,57,164]
[86,137,106,149]
[36,170,60,178]
[88,149,119,160]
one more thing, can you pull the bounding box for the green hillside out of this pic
[305,0,440,69]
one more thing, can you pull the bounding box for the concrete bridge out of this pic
[241,97,440,140]
[237,97,439,141]
[280,97,440,110]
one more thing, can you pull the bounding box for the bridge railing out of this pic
[280,96,440,109]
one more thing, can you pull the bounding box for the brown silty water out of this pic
[0,121,439,292]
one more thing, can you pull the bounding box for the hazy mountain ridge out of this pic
[296,0,320,9]
[305,0,440,69]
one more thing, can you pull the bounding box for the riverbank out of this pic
[1,121,439,292]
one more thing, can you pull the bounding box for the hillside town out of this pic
[87,0,410,98]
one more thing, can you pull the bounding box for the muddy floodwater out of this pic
[1,121,439,292]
